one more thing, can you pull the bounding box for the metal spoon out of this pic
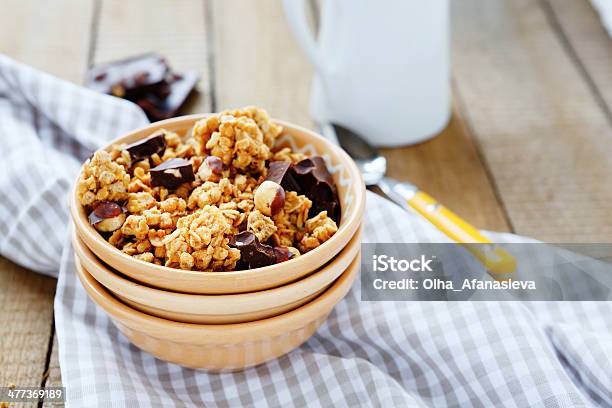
[332,124,515,277]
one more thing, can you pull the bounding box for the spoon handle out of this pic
[380,179,516,279]
[407,191,516,278]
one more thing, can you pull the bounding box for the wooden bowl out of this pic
[72,225,361,324]
[74,250,360,371]
[70,115,365,294]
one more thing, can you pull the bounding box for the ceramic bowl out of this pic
[75,250,359,371]
[72,225,361,324]
[70,115,365,294]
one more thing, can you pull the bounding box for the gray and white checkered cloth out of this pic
[1,54,611,407]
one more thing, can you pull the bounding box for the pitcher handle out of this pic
[282,0,326,74]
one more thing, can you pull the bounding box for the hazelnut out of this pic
[197,155,224,180]
[254,180,285,216]
[89,202,126,232]
[205,155,224,174]
[287,247,301,258]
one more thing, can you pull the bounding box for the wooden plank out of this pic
[381,107,511,232]
[0,0,93,82]
[94,0,211,114]
[41,0,214,395]
[0,258,55,388]
[543,0,612,119]
[40,0,213,395]
[42,335,62,407]
[211,0,315,127]
[0,0,94,392]
[212,0,509,232]
[452,0,612,242]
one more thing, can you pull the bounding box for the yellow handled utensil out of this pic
[378,178,516,279]
[407,189,515,277]
[331,124,516,278]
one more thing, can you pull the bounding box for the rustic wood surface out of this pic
[0,0,93,405]
[453,0,612,242]
[94,0,212,115]
[0,0,610,401]
[545,0,612,116]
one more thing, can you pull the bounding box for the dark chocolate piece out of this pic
[294,157,336,193]
[230,231,276,269]
[124,132,167,161]
[293,157,341,223]
[134,71,199,122]
[88,202,124,225]
[273,247,293,264]
[234,260,250,271]
[86,54,200,122]
[312,200,340,224]
[150,158,195,188]
[266,161,300,192]
[86,53,169,99]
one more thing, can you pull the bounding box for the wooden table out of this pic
[2,0,611,404]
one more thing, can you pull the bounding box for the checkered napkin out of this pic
[1,54,611,407]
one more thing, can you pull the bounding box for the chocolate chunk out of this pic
[313,198,341,224]
[294,157,336,193]
[86,54,200,122]
[230,231,276,269]
[234,260,250,271]
[86,53,169,99]
[293,157,341,223]
[313,200,340,224]
[134,71,199,122]
[150,158,195,189]
[266,161,300,192]
[230,231,255,247]
[266,158,341,222]
[94,72,107,81]
[124,132,167,161]
[273,247,294,264]
[159,71,198,114]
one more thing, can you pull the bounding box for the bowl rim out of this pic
[75,250,360,344]
[113,286,326,322]
[71,115,365,279]
[72,224,361,314]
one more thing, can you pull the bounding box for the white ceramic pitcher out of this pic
[283,0,451,147]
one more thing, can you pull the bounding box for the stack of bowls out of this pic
[69,115,366,371]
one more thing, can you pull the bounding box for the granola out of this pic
[78,106,340,271]
[77,150,129,206]
[247,210,277,242]
[298,211,339,253]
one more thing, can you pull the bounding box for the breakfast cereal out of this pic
[77,106,340,271]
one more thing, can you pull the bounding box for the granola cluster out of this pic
[77,150,130,206]
[77,106,339,271]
